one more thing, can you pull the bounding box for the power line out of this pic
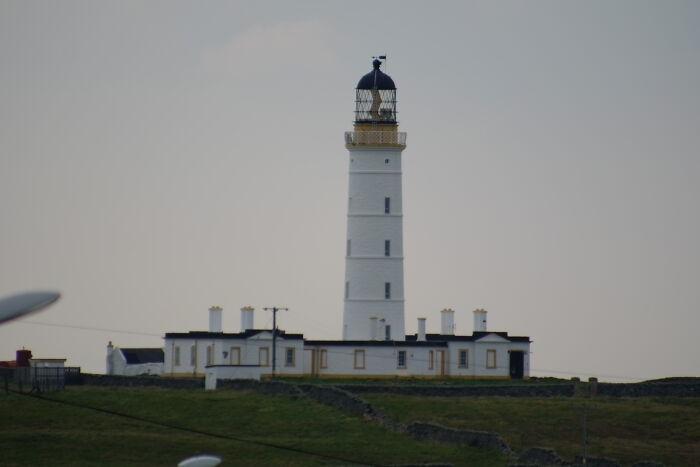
[15,320,162,337]
[9,389,375,466]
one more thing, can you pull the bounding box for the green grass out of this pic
[362,393,700,466]
[0,387,507,466]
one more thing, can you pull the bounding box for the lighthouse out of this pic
[342,58,407,341]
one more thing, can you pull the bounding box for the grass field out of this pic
[2,385,698,466]
[0,386,506,466]
[362,393,700,466]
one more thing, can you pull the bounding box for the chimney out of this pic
[106,342,114,375]
[16,349,32,367]
[209,306,222,333]
[240,306,254,332]
[473,308,487,332]
[440,308,455,335]
[369,317,378,340]
[417,318,426,341]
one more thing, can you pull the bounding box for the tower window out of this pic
[174,346,181,366]
[384,240,390,257]
[486,349,497,369]
[354,349,365,369]
[347,239,351,257]
[385,158,390,164]
[206,345,213,365]
[397,350,407,368]
[385,282,391,299]
[384,197,391,214]
[345,282,349,299]
[385,325,391,340]
[285,347,296,367]
[259,347,269,366]
[459,349,469,368]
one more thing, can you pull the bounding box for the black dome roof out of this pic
[356,59,396,90]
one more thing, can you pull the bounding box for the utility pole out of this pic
[263,307,288,378]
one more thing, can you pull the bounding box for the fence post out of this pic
[588,377,598,397]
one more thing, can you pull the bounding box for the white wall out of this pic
[343,145,406,340]
[165,333,305,376]
[107,348,163,376]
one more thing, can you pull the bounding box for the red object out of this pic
[16,349,32,367]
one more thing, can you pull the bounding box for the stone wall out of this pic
[337,383,574,398]
[79,373,203,389]
[596,382,700,397]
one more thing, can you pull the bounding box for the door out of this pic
[509,351,524,379]
[437,350,447,377]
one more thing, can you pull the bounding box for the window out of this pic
[285,347,296,367]
[385,282,391,299]
[345,282,349,299]
[259,347,269,366]
[486,349,497,369]
[347,239,351,257]
[206,345,213,365]
[190,345,196,366]
[230,347,240,365]
[354,349,365,369]
[459,349,469,368]
[174,346,181,366]
[384,197,391,214]
[384,240,390,257]
[397,350,407,368]
[319,349,328,368]
[428,350,434,369]
[385,325,391,341]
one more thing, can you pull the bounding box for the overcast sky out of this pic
[1,1,698,380]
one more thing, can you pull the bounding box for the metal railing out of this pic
[345,131,407,147]
[1,366,82,393]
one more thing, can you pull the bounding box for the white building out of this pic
[106,343,164,376]
[162,305,530,388]
[164,306,304,379]
[150,59,531,387]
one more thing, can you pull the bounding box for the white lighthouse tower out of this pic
[342,58,407,341]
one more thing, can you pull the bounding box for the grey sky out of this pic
[1,1,698,380]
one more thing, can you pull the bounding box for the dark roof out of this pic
[356,59,396,90]
[405,332,531,343]
[164,329,304,340]
[120,348,164,364]
[304,340,447,347]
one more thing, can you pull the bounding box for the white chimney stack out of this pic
[209,306,223,333]
[417,318,426,341]
[106,341,114,375]
[240,306,254,332]
[440,308,455,335]
[473,308,487,332]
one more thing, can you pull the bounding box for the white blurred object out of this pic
[178,455,222,467]
[0,291,60,325]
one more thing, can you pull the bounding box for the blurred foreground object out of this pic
[178,455,222,467]
[0,291,60,325]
